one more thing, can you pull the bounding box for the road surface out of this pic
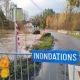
[35,30,80,80]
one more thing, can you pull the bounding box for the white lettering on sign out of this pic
[34,53,77,61]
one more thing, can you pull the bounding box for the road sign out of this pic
[32,50,79,64]
[12,8,23,21]
[16,8,23,21]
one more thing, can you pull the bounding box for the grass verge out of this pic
[32,33,54,50]
[69,34,80,38]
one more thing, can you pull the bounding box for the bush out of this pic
[37,42,52,50]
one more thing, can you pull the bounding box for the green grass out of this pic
[69,34,80,38]
[37,42,52,49]
[33,35,54,50]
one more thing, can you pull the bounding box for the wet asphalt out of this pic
[35,30,80,80]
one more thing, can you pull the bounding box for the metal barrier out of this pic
[0,52,77,80]
[0,52,40,80]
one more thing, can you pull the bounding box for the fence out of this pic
[0,52,79,80]
[0,52,39,80]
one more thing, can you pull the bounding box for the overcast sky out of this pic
[11,0,66,17]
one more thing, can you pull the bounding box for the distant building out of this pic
[29,18,35,22]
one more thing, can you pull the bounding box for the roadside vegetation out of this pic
[0,0,27,34]
[0,0,80,34]
[32,0,80,31]
[0,0,80,32]
[69,34,80,38]
[32,33,54,50]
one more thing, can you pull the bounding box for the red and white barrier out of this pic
[15,21,20,46]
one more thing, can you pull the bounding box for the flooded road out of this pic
[0,33,41,59]
[0,34,15,52]
[36,31,80,80]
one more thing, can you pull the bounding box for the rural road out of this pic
[35,30,80,80]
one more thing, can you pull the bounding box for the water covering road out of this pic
[35,30,80,80]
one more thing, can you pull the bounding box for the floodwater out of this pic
[0,27,37,52]
[0,34,15,52]
[0,33,41,59]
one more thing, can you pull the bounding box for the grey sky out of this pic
[11,0,66,17]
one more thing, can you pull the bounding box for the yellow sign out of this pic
[1,69,9,78]
[12,8,23,21]
[17,8,23,21]
[0,55,10,69]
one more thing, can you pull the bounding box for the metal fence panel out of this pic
[0,52,75,80]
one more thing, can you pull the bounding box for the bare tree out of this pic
[23,10,29,21]
[2,0,15,20]
[3,0,10,19]
[8,2,15,20]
